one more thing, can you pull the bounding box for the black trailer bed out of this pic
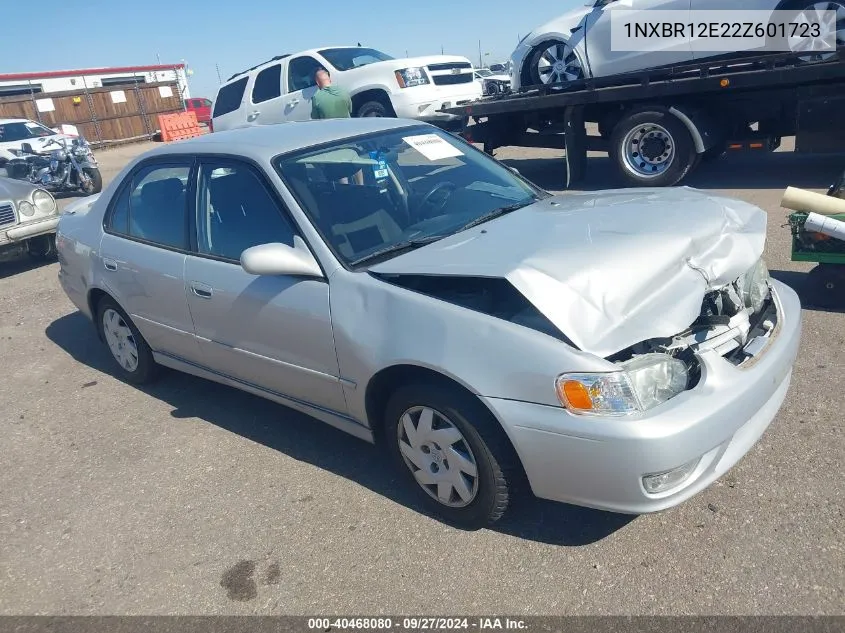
[442,48,845,119]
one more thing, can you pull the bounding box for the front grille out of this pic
[432,73,474,86]
[427,62,472,72]
[0,202,16,227]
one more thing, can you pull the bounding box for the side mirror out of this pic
[240,236,323,278]
[21,143,34,154]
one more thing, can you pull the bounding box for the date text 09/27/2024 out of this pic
[307,617,528,631]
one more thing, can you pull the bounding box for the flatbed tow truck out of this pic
[441,47,845,188]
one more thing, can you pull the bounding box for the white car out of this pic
[0,118,76,164]
[474,69,512,95]
[510,0,845,91]
[211,46,482,132]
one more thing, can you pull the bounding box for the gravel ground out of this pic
[1,137,842,615]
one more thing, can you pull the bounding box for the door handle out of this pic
[247,111,261,121]
[289,99,300,106]
[103,258,118,271]
[190,282,213,299]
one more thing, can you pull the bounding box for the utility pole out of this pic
[478,40,482,69]
[216,63,222,84]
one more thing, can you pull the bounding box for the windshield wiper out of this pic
[350,234,445,267]
[454,197,538,234]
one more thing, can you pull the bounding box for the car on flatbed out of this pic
[56,118,801,527]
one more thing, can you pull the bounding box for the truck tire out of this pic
[610,109,696,187]
[356,100,390,118]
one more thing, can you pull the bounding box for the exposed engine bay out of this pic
[375,268,778,394]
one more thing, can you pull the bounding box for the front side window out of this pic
[108,163,191,250]
[0,121,55,142]
[252,64,282,103]
[195,161,296,262]
[287,56,324,93]
[318,48,394,71]
[275,126,543,267]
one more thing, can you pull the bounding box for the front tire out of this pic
[96,297,159,385]
[384,382,521,529]
[526,39,584,88]
[610,109,696,187]
[356,100,390,118]
[81,167,103,195]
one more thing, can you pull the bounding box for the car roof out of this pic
[141,118,427,162]
[0,118,32,125]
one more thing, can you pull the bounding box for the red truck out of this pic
[184,97,213,126]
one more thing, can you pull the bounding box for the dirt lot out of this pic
[1,138,842,615]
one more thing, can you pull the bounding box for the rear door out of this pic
[281,55,322,121]
[98,158,202,364]
[211,76,249,131]
[246,62,285,126]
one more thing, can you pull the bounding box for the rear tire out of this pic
[610,109,696,187]
[96,297,159,385]
[383,382,523,529]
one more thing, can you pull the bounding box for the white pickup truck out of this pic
[211,46,482,132]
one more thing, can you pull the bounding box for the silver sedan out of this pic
[56,118,801,528]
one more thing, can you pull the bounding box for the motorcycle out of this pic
[5,134,102,196]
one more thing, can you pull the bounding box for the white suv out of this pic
[211,46,481,132]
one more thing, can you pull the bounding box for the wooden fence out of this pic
[0,80,186,146]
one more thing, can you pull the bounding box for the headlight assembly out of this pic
[556,353,689,417]
[18,200,36,217]
[33,189,57,214]
[395,67,430,88]
[738,257,770,313]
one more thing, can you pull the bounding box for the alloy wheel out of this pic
[788,2,845,59]
[535,42,584,85]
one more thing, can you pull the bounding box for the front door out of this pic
[281,55,322,121]
[98,160,202,364]
[583,0,694,76]
[184,157,347,414]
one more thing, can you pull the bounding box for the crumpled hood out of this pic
[370,187,767,357]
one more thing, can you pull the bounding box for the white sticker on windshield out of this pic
[403,134,464,161]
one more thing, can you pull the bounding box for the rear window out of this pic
[252,64,282,104]
[213,77,248,118]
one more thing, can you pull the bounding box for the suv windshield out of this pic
[0,121,56,142]
[318,48,394,71]
[275,126,545,267]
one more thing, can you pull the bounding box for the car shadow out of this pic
[500,151,845,193]
[45,311,634,546]
[0,256,54,280]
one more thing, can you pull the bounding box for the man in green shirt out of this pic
[311,69,353,119]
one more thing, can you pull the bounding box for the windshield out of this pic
[0,121,56,142]
[318,47,394,71]
[476,69,492,77]
[275,126,544,267]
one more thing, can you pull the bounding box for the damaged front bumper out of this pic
[482,279,802,514]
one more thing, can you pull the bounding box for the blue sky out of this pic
[3,0,577,99]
